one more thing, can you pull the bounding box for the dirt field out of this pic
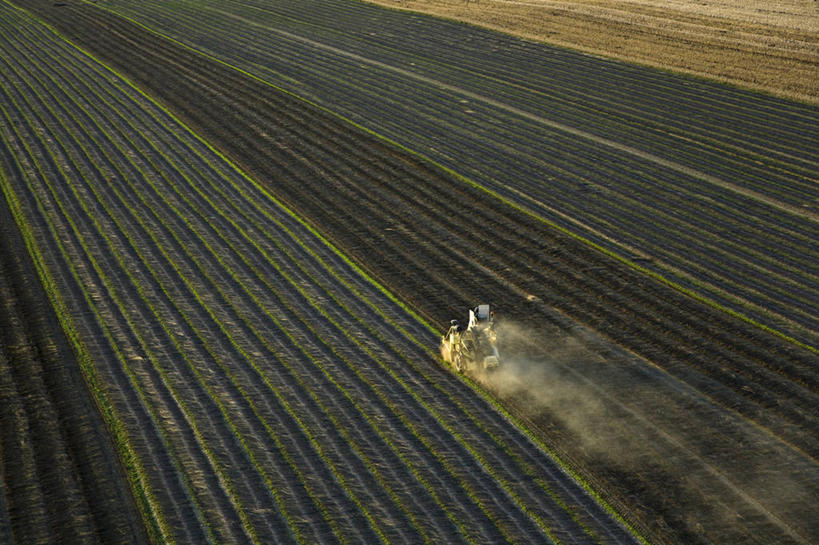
[365,0,819,102]
[3,0,817,544]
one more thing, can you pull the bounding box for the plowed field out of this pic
[3,0,818,544]
[0,141,149,545]
[87,0,819,350]
[364,0,819,102]
[0,2,643,543]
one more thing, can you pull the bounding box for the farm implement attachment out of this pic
[440,304,501,373]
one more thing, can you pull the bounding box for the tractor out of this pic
[440,304,500,373]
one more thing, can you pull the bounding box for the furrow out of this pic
[0,89,206,545]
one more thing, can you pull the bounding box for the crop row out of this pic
[0,13,443,545]
[96,0,819,346]
[106,0,819,151]
[46,0,819,444]
[209,0,819,168]
[9,2,818,543]
[32,0,813,450]
[0,100,151,545]
[0,4,639,544]
[0,216,146,545]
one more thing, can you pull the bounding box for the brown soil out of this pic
[365,0,819,102]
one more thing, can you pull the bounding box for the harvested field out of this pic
[3,0,818,544]
[365,0,819,103]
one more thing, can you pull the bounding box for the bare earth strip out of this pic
[365,0,819,103]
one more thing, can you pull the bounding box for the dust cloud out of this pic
[477,320,624,457]
[474,320,819,545]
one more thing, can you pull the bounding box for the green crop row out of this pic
[68,43,442,543]
[2,14,450,542]
[0,114,207,544]
[46,90,336,545]
[55,21,554,539]
[0,39,269,544]
[136,117,481,541]
[243,200,652,545]
[78,72,419,544]
[0,29,311,544]
[0,108,169,544]
[139,130,484,542]
[184,142,594,542]
[126,39,641,541]
[5,4,658,544]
